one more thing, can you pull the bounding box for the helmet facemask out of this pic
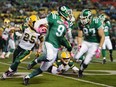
[61,51,71,65]
[58,6,74,22]
[4,19,10,27]
[80,9,92,25]
[99,14,106,23]
[27,15,39,28]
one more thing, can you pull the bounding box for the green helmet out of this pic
[99,14,106,22]
[80,9,92,24]
[58,5,74,22]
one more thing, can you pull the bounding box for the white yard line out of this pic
[47,73,114,87]
[0,61,114,87]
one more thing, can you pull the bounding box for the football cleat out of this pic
[102,59,106,64]
[0,54,5,59]
[1,70,12,80]
[110,54,113,62]
[23,76,30,85]
[1,73,7,80]
[78,70,83,78]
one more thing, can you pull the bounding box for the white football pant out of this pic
[40,42,59,71]
[74,41,99,65]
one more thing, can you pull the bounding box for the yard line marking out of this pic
[46,73,114,87]
[0,61,114,87]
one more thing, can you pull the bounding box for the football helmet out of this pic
[80,9,92,24]
[99,14,106,22]
[27,15,39,28]
[58,6,74,22]
[61,51,71,64]
[4,19,10,26]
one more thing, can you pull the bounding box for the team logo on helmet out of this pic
[80,9,92,24]
[99,14,107,22]
[58,6,74,22]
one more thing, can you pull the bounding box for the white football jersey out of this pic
[2,28,10,40]
[19,27,40,50]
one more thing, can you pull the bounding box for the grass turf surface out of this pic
[0,50,116,87]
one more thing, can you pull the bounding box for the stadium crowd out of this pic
[0,0,115,50]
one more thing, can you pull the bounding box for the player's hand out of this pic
[36,49,42,57]
[70,52,74,58]
[95,47,101,58]
[35,51,41,57]
[77,45,82,52]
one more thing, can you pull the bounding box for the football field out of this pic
[0,51,116,87]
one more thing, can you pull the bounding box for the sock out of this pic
[80,63,88,71]
[10,61,20,72]
[6,52,11,57]
[29,53,47,68]
[29,68,43,78]
[103,57,106,59]
[10,49,14,53]
[109,50,112,55]
[79,55,85,60]
[102,49,106,58]
[8,67,13,72]
[36,53,48,62]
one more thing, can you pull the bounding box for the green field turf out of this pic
[0,51,116,87]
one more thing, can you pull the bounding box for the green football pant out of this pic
[10,46,32,72]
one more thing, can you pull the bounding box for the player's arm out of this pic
[61,37,72,52]
[98,26,105,48]
[69,61,79,73]
[36,35,44,57]
[77,29,83,46]
[34,18,48,30]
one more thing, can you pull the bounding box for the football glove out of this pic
[35,51,41,57]
[95,47,101,58]
[77,45,82,52]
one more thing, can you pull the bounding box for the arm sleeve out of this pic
[61,37,72,52]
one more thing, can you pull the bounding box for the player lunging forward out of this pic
[1,15,46,79]
[23,5,73,85]
[74,9,105,78]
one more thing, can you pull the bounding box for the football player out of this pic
[74,9,105,78]
[0,19,11,58]
[0,19,20,58]
[99,14,113,64]
[23,5,73,85]
[1,15,46,79]
[48,51,79,74]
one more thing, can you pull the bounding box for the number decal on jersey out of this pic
[93,18,99,23]
[83,28,96,36]
[104,26,108,32]
[23,33,29,41]
[23,33,36,43]
[83,28,88,35]
[89,28,95,34]
[56,25,65,37]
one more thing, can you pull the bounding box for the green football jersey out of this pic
[56,60,74,67]
[103,21,111,36]
[45,13,69,48]
[78,17,102,43]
